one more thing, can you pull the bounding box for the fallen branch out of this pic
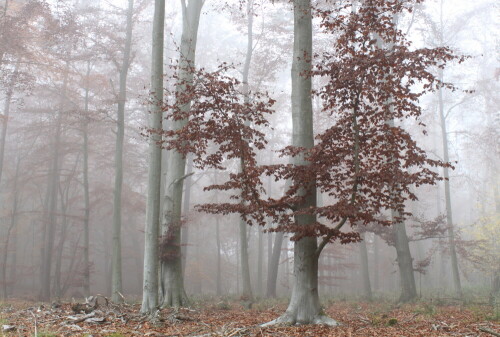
[29,310,37,337]
[479,327,500,337]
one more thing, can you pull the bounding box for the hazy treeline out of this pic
[0,0,497,314]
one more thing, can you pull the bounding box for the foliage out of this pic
[465,211,500,274]
[161,0,464,252]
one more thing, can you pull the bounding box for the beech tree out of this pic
[141,0,165,314]
[161,0,463,324]
[110,0,135,305]
[160,0,204,308]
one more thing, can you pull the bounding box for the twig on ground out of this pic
[479,327,500,337]
[29,310,37,337]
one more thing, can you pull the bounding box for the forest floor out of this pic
[0,297,499,337]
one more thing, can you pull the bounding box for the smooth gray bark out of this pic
[181,155,193,277]
[257,225,264,297]
[215,217,222,296]
[373,7,417,303]
[239,218,253,300]
[54,180,69,299]
[237,0,255,302]
[82,61,91,298]
[40,62,68,301]
[358,232,372,300]
[1,156,20,299]
[141,0,165,314]
[373,234,379,291]
[392,211,417,303]
[264,0,337,325]
[437,67,462,298]
[111,0,134,304]
[0,59,18,190]
[266,231,284,298]
[160,0,203,308]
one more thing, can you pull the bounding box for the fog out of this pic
[0,0,498,314]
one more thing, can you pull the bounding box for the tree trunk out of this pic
[40,62,68,301]
[54,156,79,298]
[264,0,337,325]
[0,59,19,189]
[1,156,20,299]
[54,185,69,299]
[215,217,222,296]
[160,0,203,308]
[236,234,240,294]
[181,155,193,277]
[237,0,255,302]
[239,218,253,300]
[257,225,264,297]
[393,211,417,303]
[141,0,165,314]
[82,61,91,298]
[111,0,134,304]
[359,232,372,301]
[491,183,500,299]
[373,234,379,291]
[266,231,284,298]
[437,68,462,298]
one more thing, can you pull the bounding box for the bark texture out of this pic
[238,0,255,301]
[82,61,91,298]
[141,0,165,314]
[392,212,417,303]
[438,68,462,298]
[160,0,203,308]
[264,0,337,325]
[358,232,372,300]
[111,0,134,304]
[40,62,67,301]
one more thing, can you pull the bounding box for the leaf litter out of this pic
[0,298,498,336]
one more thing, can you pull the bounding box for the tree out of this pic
[111,0,135,304]
[141,0,165,314]
[238,0,255,302]
[160,0,204,308]
[161,0,462,324]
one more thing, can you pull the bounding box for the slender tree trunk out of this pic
[491,182,500,299]
[236,235,240,294]
[1,156,20,299]
[437,68,462,298]
[264,0,337,325]
[111,0,134,304]
[237,0,255,301]
[54,157,78,298]
[215,217,222,296]
[54,186,69,299]
[373,234,379,291]
[239,219,252,300]
[40,62,68,301]
[257,225,264,297]
[82,61,91,298]
[359,232,372,300]
[266,231,284,298]
[160,0,203,308]
[0,59,19,191]
[0,60,19,300]
[141,0,165,314]
[181,155,193,277]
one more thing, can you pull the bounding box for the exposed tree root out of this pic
[261,312,339,327]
